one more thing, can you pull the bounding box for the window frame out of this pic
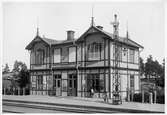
[87,42,102,61]
[36,75,43,90]
[87,74,104,93]
[130,75,135,89]
[35,49,44,65]
[68,46,76,62]
[129,49,135,63]
[53,48,61,63]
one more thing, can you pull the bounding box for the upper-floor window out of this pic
[54,48,61,63]
[69,47,76,62]
[87,42,102,60]
[36,49,44,64]
[129,49,135,63]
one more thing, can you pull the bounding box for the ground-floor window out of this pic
[130,75,134,90]
[36,75,43,90]
[53,74,61,88]
[87,74,104,93]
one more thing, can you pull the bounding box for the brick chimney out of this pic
[67,30,75,40]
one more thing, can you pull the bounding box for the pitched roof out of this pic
[41,37,76,45]
[25,35,76,50]
[100,29,144,48]
[77,25,144,48]
[26,25,143,50]
[41,37,58,45]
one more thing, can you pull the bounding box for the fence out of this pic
[2,87,30,95]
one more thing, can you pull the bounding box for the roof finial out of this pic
[37,27,39,36]
[36,17,39,36]
[91,3,95,26]
[126,20,129,39]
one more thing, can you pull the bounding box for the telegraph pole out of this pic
[111,14,122,105]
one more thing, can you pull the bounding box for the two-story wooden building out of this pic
[26,15,143,101]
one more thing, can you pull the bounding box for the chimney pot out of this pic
[96,26,103,30]
[67,30,75,40]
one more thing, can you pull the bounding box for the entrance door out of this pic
[68,74,77,96]
[53,75,61,96]
[86,74,100,97]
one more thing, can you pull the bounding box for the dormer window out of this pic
[35,49,44,65]
[87,42,102,60]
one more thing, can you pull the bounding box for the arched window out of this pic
[87,42,102,60]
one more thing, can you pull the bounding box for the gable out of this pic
[76,26,111,42]
[76,26,143,49]
[25,36,49,50]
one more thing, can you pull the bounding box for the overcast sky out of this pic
[3,1,164,69]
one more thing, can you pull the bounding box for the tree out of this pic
[139,57,144,76]
[144,55,154,79]
[144,55,163,78]
[12,60,29,88]
[155,59,165,87]
[144,56,165,87]
[2,63,10,74]
[18,69,30,88]
[12,60,27,72]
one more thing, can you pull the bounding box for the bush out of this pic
[132,93,149,103]
[157,95,165,104]
[132,92,164,104]
[6,89,12,95]
[133,93,142,102]
[25,88,30,95]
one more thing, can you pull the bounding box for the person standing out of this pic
[91,88,94,98]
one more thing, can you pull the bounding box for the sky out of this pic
[2,1,164,70]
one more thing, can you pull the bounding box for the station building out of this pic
[25,16,143,100]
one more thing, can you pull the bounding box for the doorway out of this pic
[67,74,77,96]
[53,74,61,96]
[86,74,102,97]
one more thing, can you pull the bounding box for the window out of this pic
[35,49,44,64]
[69,47,76,62]
[118,46,122,61]
[31,76,36,82]
[57,80,61,87]
[36,75,43,90]
[87,74,104,92]
[53,74,61,88]
[54,48,61,63]
[130,75,134,89]
[68,74,77,88]
[87,42,102,60]
[31,76,36,88]
[69,80,72,88]
[129,49,135,63]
